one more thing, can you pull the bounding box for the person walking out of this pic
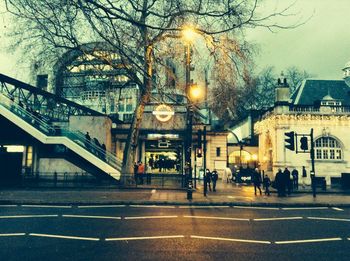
[137,161,145,185]
[223,167,232,183]
[302,166,307,188]
[211,169,219,192]
[252,168,262,195]
[291,168,299,190]
[133,162,138,184]
[283,167,292,195]
[205,169,212,192]
[263,173,271,196]
[275,169,285,197]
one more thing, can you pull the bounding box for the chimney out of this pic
[275,72,290,104]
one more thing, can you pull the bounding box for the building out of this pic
[255,61,350,185]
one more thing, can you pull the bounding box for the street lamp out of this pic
[182,25,196,200]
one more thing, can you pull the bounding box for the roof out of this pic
[292,79,350,106]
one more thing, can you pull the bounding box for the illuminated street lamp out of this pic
[182,25,197,199]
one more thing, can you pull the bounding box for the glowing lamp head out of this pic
[182,26,197,42]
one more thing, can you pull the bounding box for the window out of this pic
[216,147,221,157]
[26,146,33,167]
[314,137,342,161]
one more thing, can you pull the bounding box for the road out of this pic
[0,204,349,260]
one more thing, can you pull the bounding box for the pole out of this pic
[185,43,193,200]
[203,126,207,196]
[310,128,316,197]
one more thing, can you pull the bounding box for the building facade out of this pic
[255,62,350,185]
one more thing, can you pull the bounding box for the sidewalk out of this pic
[1,182,350,207]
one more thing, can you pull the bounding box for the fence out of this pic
[118,174,186,189]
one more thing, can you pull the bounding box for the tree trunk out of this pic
[122,44,152,175]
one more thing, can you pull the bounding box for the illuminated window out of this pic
[314,137,342,161]
[26,146,33,167]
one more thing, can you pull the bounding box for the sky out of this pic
[0,0,349,82]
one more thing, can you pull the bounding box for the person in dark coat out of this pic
[275,169,285,197]
[205,169,212,192]
[252,168,262,195]
[291,168,299,190]
[211,169,219,192]
[263,173,271,196]
[283,167,292,195]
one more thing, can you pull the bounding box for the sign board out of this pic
[152,104,174,122]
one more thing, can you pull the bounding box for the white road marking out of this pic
[281,207,329,210]
[190,235,271,244]
[105,235,184,241]
[29,233,100,241]
[275,237,342,244]
[77,205,126,208]
[62,215,121,220]
[0,233,26,237]
[0,205,18,207]
[124,215,178,220]
[307,217,350,222]
[332,207,344,211]
[253,217,303,221]
[129,205,176,209]
[0,215,58,219]
[233,206,279,210]
[178,206,230,209]
[183,215,250,221]
[21,205,72,209]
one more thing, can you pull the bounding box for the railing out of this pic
[118,174,186,189]
[289,105,350,114]
[0,93,121,171]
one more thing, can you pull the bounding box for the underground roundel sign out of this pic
[152,104,175,122]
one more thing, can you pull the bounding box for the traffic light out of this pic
[197,129,202,147]
[300,136,308,151]
[284,131,295,151]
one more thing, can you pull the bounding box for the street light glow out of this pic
[182,26,197,42]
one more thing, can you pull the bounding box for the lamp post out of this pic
[182,26,196,200]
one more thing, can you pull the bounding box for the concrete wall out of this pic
[206,133,227,179]
[38,158,84,175]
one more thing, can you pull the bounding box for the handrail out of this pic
[0,92,121,170]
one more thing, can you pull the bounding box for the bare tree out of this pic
[5,0,301,173]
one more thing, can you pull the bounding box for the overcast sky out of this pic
[0,0,349,82]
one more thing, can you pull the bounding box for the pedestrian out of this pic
[223,167,232,183]
[275,168,285,197]
[211,169,219,192]
[146,164,152,185]
[283,167,292,195]
[205,169,212,192]
[291,168,299,190]
[263,173,271,196]
[302,166,307,188]
[137,161,145,185]
[85,132,91,149]
[252,168,262,195]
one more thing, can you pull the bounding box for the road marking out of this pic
[105,235,184,241]
[62,215,121,220]
[0,205,18,207]
[307,217,350,222]
[0,215,58,219]
[233,206,279,210]
[178,206,230,209]
[129,205,176,209]
[124,215,178,220]
[281,207,329,210]
[253,217,303,221]
[183,215,250,221]
[190,235,271,244]
[0,233,26,237]
[77,205,126,208]
[29,233,100,241]
[275,237,342,244]
[21,205,72,209]
[332,207,344,211]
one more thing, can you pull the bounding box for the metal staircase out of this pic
[0,74,122,181]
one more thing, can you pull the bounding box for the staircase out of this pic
[0,92,122,181]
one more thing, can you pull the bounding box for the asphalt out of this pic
[1,181,350,207]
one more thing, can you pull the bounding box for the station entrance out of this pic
[0,146,23,186]
[144,138,183,175]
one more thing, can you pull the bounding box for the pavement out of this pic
[1,181,350,207]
